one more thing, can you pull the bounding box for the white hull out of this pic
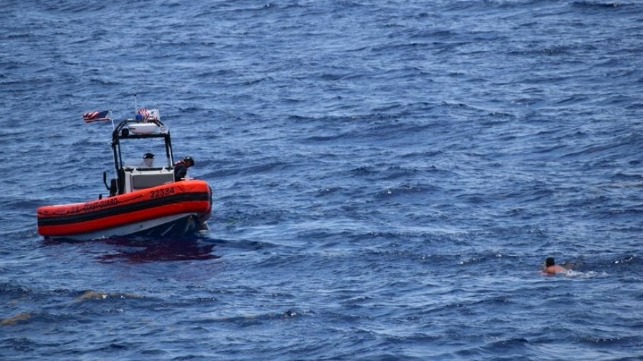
[59,213,206,241]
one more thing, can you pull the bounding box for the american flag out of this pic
[136,108,152,121]
[136,108,160,122]
[82,110,111,123]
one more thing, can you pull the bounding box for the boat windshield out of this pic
[118,138,172,169]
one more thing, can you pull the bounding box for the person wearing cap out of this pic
[143,153,155,168]
[174,156,195,181]
[542,257,567,275]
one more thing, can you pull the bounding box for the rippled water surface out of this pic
[1,1,642,360]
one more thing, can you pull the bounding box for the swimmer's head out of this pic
[545,257,555,267]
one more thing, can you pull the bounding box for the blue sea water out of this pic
[1,0,642,360]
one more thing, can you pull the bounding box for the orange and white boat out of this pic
[37,109,212,240]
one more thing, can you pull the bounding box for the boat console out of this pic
[109,117,176,196]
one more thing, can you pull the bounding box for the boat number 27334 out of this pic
[150,187,175,199]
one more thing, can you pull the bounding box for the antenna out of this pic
[110,109,115,130]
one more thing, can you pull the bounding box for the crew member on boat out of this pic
[143,153,155,168]
[174,156,195,181]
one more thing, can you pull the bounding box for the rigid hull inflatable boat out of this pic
[37,110,212,240]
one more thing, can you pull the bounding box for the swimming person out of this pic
[542,257,567,275]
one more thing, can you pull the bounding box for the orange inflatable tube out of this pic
[37,180,212,237]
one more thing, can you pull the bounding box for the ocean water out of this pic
[1,0,642,360]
